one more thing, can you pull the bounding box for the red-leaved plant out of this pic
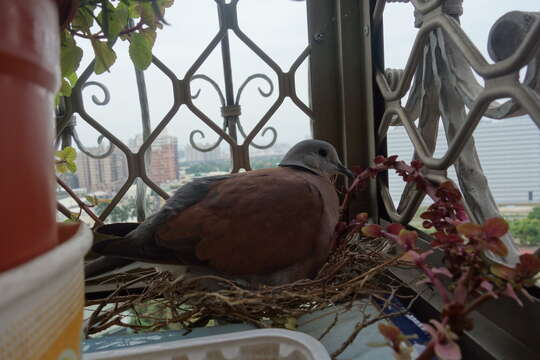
[339,155,540,360]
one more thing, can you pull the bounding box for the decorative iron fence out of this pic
[372,0,540,265]
[56,0,313,223]
[55,0,540,268]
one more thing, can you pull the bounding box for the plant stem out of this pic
[464,292,494,315]
[69,20,144,40]
[56,176,103,226]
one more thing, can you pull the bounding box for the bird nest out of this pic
[84,234,417,355]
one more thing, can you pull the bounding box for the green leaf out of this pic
[92,40,117,74]
[71,7,94,32]
[59,79,72,97]
[85,195,99,206]
[158,0,175,9]
[60,30,76,47]
[66,162,77,173]
[56,162,68,174]
[60,40,83,77]
[128,2,141,18]
[99,3,129,43]
[63,146,77,162]
[140,28,157,47]
[129,33,152,70]
[138,3,157,28]
[67,72,79,87]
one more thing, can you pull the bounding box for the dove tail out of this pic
[85,256,133,278]
[92,235,178,264]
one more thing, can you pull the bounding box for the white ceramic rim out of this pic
[84,328,331,360]
[0,223,92,310]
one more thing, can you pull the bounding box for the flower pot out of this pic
[0,0,60,272]
[0,223,92,359]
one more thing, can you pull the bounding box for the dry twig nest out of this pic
[85,235,418,357]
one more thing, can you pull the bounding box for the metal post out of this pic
[217,1,239,170]
[306,0,343,153]
[336,0,377,218]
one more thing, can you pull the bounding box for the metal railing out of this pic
[56,0,313,223]
[372,0,540,265]
[55,1,540,257]
[56,1,540,258]
[55,1,540,355]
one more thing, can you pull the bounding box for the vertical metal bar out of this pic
[336,0,377,218]
[217,1,238,169]
[370,0,387,221]
[306,0,343,154]
[132,20,152,221]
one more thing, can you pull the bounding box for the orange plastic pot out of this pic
[0,0,60,272]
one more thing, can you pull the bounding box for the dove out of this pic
[86,139,353,287]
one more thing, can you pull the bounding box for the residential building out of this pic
[76,144,128,193]
[184,143,225,162]
[129,133,179,185]
[388,115,540,205]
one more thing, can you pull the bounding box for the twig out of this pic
[56,176,103,226]
[318,313,339,341]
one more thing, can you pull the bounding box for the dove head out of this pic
[279,139,354,179]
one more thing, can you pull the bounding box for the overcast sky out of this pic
[75,0,539,156]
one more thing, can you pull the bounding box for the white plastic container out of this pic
[84,329,331,360]
[0,223,92,359]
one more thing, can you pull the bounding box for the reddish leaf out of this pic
[374,155,386,164]
[483,218,509,238]
[432,267,452,278]
[479,280,493,292]
[422,220,433,229]
[411,159,423,170]
[408,250,432,265]
[516,253,540,278]
[435,339,462,360]
[385,155,399,166]
[378,322,401,342]
[490,264,516,281]
[456,223,483,237]
[362,224,383,238]
[396,229,418,250]
[424,320,461,360]
[420,211,435,220]
[386,223,404,235]
[486,237,508,257]
[453,273,468,305]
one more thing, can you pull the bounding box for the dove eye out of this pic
[318,148,328,157]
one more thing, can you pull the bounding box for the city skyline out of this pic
[67,131,295,194]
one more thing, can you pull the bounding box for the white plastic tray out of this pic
[84,328,331,360]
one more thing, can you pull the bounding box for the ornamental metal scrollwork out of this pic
[235,74,277,149]
[189,75,227,152]
[82,81,111,106]
[56,81,115,159]
[71,81,115,158]
[188,73,278,151]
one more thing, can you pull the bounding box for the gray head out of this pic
[279,139,354,178]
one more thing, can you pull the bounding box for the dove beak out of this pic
[336,162,355,179]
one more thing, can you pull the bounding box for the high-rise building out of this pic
[184,143,224,162]
[75,144,128,193]
[129,133,179,184]
[387,116,540,205]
